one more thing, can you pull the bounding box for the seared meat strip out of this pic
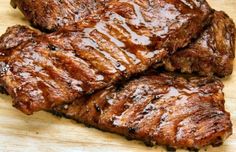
[10,0,235,77]
[162,11,235,77]
[11,0,236,77]
[53,72,232,150]
[11,0,107,32]
[0,0,212,114]
[11,0,235,77]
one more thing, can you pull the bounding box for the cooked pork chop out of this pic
[53,72,232,150]
[162,11,235,77]
[10,0,106,31]
[0,0,212,114]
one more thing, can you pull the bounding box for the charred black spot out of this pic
[116,62,121,67]
[212,137,223,147]
[84,123,92,128]
[48,44,58,51]
[166,146,176,152]
[49,110,64,118]
[115,83,124,92]
[160,112,168,123]
[144,140,154,147]
[110,116,117,126]
[0,85,8,95]
[187,147,199,152]
[125,136,133,141]
[128,127,137,134]
[30,39,36,44]
[141,110,149,115]
[177,96,182,100]
[154,94,163,100]
[94,103,101,112]
[123,104,130,110]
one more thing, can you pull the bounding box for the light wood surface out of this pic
[0,0,235,151]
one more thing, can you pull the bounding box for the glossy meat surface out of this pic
[11,0,235,77]
[0,0,212,114]
[11,0,106,31]
[53,73,232,149]
[162,11,235,77]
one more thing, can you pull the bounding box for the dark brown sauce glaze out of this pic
[53,73,232,149]
[11,0,108,31]
[0,0,212,114]
[162,11,235,77]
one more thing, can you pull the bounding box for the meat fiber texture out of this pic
[52,72,232,150]
[10,0,235,77]
[0,0,212,114]
[162,11,235,77]
[11,0,107,32]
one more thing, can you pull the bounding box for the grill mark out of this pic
[2,0,213,114]
[98,81,152,128]
[105,23,143,65]
[30,62,82,99]
[89,30,127,73]
[49,52,106,93]
[91,24,133,68]
[115,95,155,132]
[51,51,100,81]
[7,56,75,111]
[51,73,232,149]
[73,38,119,76]
[33,50,82,90]
[106,22,152,65]
[175,107,230,147]
[80,88,114,125]
[49,26,117,74]
[95,22,126,48]
[60,0,75,20]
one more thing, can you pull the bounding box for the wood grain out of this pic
[0,0,235,151]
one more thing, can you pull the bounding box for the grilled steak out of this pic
[53,72,232,149]
[10,0,235,77]
[0,0,212,114]
[162,11,236,77]
[11,0,235,77]
[10,0,106,31]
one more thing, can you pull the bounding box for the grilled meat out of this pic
[0,26,41,50]
[53,72,232,149]
[10,0,106,31]
[10,0,235,77]
[1,1,233,149]
[0,0,212,114]
[11,0,235,77]
[162,11,236,77]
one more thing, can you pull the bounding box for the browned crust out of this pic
[10,0,106,32]
[52,73,232,149]
[162,11,236,77]
[0,0,212,114]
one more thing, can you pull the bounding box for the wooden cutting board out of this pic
[0,0,235,151]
